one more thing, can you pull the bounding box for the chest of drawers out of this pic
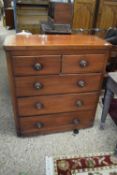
[4,35,111,136]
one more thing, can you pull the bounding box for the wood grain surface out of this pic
[4,34,111,50]
[62,54,106,73]
[17,92,99,116]
[19,110,95,135]
[12,55,61,75]
[4,34,110,136]
[15,74,102,97]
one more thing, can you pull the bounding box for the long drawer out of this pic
[15,74,102,97]
[17,92,99,116]
[62,54,106,73]
[12,55,61,76]
[19,110,95,135]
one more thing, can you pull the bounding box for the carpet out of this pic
[46,153,117,175]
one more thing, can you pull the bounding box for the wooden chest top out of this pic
[4,34,111,50]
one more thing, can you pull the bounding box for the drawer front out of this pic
[15,74,102,97]
[62,54,106,73]
[17,93,99,116]
[12,55,61,75]
[19,110,95,135]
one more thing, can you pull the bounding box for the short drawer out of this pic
[15,74,102,97]
[62,54,106,73]
[17,92,99,116]
[19,110,95,135]
[12,55,61,75]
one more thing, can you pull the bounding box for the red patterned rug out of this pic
[46,152,117,175]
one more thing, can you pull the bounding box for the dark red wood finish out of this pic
[4,34,111,136]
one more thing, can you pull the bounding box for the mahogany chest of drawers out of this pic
[4,35,111,136]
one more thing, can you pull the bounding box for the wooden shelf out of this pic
[16,0,49,6]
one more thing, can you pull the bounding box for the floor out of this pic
[0,20,117,175]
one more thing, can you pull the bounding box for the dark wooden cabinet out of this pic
[5,7,14,29]
[3,0,12,8]
[48,2,73,24]
[4,35,111,136]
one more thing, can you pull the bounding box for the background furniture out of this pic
[100,72,117,129]
[96,0,117,31]
[5,7,14,29]
[4,35,111,136]
[14,0,73,33]
[106,46,117,72]
[73,0,96,32]
[40,21,72,34]
[48,1,73,24]
[3,0,11,8]
[14,0,49,33]
[12,0,117,35]
[73,0,117,37]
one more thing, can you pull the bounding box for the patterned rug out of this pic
[46,152,117,175]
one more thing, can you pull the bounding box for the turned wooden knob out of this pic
[77,80,86,87]
[36,122,44,129]
[33,82,43,90]
[76,100,84,107]
[35,102,43,109]
[73,119,80,125]
[79,60,88,68]
[33,63,43,71]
